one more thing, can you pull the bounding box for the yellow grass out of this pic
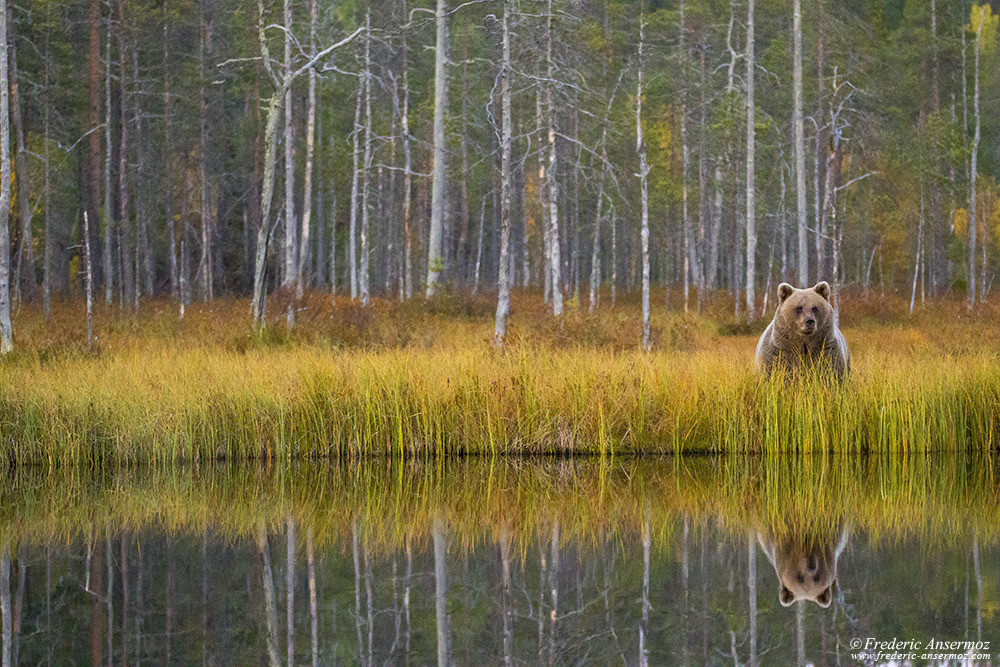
[0,290,997,462]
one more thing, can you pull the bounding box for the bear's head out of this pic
[776,282,833,339]
[773,540,839,607]
[758,525,848,609]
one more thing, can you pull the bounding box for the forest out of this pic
[0,0,996,350]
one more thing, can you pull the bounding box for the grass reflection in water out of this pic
[0,454,996,664]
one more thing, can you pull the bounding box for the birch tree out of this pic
[296,0,318,299]
[637,12,651,350]
[546,0,562,316]
[8,19,34,304]
[0,0,11,354]
[745,0,756,317]
[360,13,373,305]
[494,0,513,346]
[250,0,361,326]
[793,0,807,284]
[199,0,214,302]
[281,0,296,326]
[426,0,448,297]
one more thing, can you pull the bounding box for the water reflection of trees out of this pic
[0,455,997,663]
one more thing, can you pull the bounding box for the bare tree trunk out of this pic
[87,0,102,300]
[401,6,413,299]
[43,6,52,315]
[103,12,113,305]
[969,12,983,309]
[815,0,826,283]
[282,0,296,324]
[697,32,708,311]
[84,213,93,344]
[8,19,34,305]
[360,14,373,305]
[118,0,133,312]
[745,0,756,318]
[164,18,178,298]
[133,49,152,299]
[589,147,607,313]
[536,71,551,303]
[911,185,924,314]
[251,4,360,324]
[472,194,485,296]
[426,0,448,297]
[638,13,651,349]
[349,79,361,301]
[0,0,11,353]
[297,0,318,299]
[680,0,694,311]
[199,0,214,302]
[793,0,808,285]
[458,42,470,288]
[546,0,562,316]
[494,0,513,346]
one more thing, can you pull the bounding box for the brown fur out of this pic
[758,526,848,608]
[755,282,850,379]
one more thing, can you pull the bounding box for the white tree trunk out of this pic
[547,0,562,316]
[199,0,213,302]
[426,0,448,296]
[969,13,983,308]
[282,0,296,326]
[297,0,317,299]
[494,0,513,346]
[103,13,113,305]
[745,0,756,318]
[360,14,373,305]
[0,0,11,353]
[164,19,178,298]
[43,6,53,316]
[793,0,808,284]
[638,14,651,349]
[349,79,361,301]
[401,9,413,300]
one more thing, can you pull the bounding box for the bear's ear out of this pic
[813,281,831,302]
[815,585,833,608]
[779,585,796,607]
[778,283,794,304]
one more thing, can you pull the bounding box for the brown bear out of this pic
[754,281,850,379]
[757,525,849,608]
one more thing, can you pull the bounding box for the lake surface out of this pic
[1,455,998,665]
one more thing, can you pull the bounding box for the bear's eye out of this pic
[812,307,818,314]
[796,307,803,315]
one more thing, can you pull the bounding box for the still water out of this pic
[1,454,998,665]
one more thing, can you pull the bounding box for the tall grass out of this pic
[1,292,998,462]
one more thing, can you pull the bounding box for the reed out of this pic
[0,292,997,462]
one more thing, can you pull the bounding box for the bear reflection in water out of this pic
[757,524,849,608]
